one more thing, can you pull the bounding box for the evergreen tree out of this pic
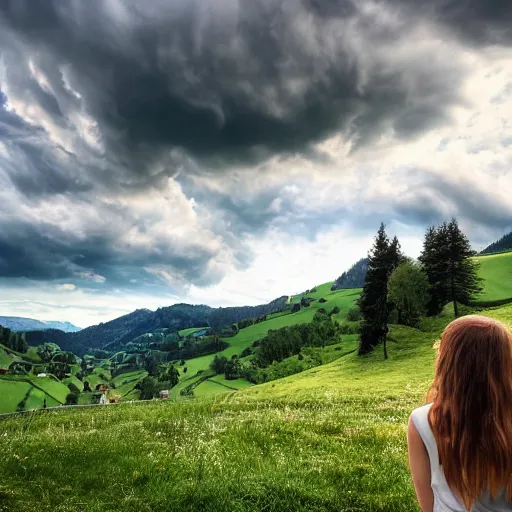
[418,224,450,315]
[445,219,482,317]
[419,219,482,317]
[19,333,28,354]
[358,224,403,357]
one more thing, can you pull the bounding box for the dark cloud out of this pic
[392,172,512,235]
[0,0,468,189]
[392,0,512,46]
[0,0,510,294]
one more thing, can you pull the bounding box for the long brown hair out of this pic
[427,315,512,510]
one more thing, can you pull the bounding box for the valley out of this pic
[1,250,511,416]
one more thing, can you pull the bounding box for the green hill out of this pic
[474,251,512,304]
[2,302,511,511]
[0,345,15,370]
[170,287,360,398]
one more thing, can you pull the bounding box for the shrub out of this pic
[136,376,159,400]
[210,355,229,375]
[339,322,361,335]
[329,306,341,316]
[67,383,80,395]
[346,307,362,322]
[65,392,79,405]
[240,347,253,357]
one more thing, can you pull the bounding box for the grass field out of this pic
[0,379,32,413]
[193,379,237,397]
[86,366,112,390]
[63,375,84,393]
[179,327,209,337]
[474,251,512,303]
[289,281,338,303]
[5,301,506,511]
[112,370,148,398]
[208,376,254,390]
[0,346,14,369]
[28,377,69,404]
[24,387,58,410]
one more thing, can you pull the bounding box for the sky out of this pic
[0,0,511,328]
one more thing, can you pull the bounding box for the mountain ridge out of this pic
[23,297,289,356]
[0,316,82,333]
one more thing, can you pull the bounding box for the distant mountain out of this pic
[207,296,289,331]
[0,316,82,333]
[331,258,369,291]
[481,231,512,255]
[44,321,82,332]
[23,297,289,356]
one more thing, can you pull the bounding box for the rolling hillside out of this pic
[0,375,68,413]
[474,251,512,304]
[170,286,360,399]
[3,302,511,511]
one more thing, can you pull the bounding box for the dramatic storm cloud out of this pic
[0,0,511,325]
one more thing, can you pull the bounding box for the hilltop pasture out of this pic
[474,251,512,303]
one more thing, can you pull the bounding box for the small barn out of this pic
[159,390,169,399]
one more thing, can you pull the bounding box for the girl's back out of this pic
[408,315,512,512]
[411,403,511,512]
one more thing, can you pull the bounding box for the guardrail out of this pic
[0,398,170,421]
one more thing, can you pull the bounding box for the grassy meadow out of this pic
[474,251,512,303]
[0,346,14,370]
[3,301,505,511]
[178,327,209,337]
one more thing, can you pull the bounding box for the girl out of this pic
[408,315,512,511]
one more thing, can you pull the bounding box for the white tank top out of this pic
[411,404,512,512]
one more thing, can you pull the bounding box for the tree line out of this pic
[0,326,28,353]
[358,219,481,357]
[480,230,512,255]
[331,258,369,291]
[210,312,341,382]
[160,335,229,361]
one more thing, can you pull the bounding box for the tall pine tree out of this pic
[358,224,403,358]
[419,224,450,315]
[446,219,482,317]
[419,219,482,317]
